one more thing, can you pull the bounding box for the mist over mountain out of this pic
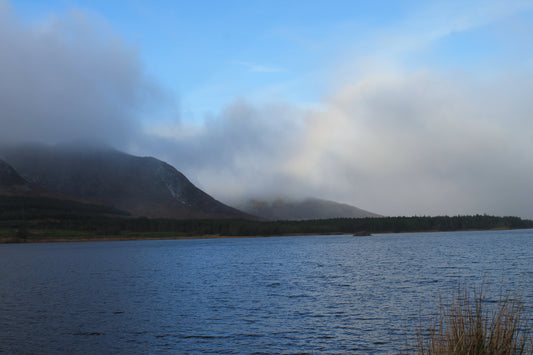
[0,143,250,219]
[1,143,381,221]
[240,197,381,221]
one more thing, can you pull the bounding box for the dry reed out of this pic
[414,283,532,355]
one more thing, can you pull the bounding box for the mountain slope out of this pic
[241,197,381,220]
[0,159,59,197]
[0,144,250,219]
[0,158,129,219]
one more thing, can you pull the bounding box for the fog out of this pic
[148,72,533,218]
[1,1,532,218]
[0,2,161,147]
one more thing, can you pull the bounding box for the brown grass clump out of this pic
[415,283,532,354]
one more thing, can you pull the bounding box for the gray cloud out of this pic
[137,100,308,202]
[0,2,161,147]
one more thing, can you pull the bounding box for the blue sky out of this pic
[12,0,533,119]
[2,0,533,217]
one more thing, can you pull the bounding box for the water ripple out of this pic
[0,230,532,353]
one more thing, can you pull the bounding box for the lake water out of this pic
[1,229,532,354]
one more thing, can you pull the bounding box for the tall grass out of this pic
[414,283,532,354]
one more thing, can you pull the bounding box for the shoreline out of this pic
[0,227,519,244]
[0,232,350,244]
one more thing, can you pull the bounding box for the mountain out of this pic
[240,197,381,220]
[0,158,58,197]
[0,143,251,219]
[0,158,129,219]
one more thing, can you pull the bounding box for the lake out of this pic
[1,229,532,354]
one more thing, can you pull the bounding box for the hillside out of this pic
[0,159,129,221]
[0,159,63,198]
[240,197,381,221]
[0,143,251,219]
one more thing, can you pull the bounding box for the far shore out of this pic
[0,227,518,244]
[0,232,350,244]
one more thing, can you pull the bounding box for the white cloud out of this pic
[286,70,533,217]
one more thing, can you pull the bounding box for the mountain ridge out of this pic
[240,197,381,221]
[0,143,251,220]
[1,143,380,221]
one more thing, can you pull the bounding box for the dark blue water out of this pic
[1,229,532,354]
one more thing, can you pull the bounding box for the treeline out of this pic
[115,215,530,236]
[2,196,532,238]
[4,213,533,238]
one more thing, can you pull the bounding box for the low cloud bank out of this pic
[150,71,533,218]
